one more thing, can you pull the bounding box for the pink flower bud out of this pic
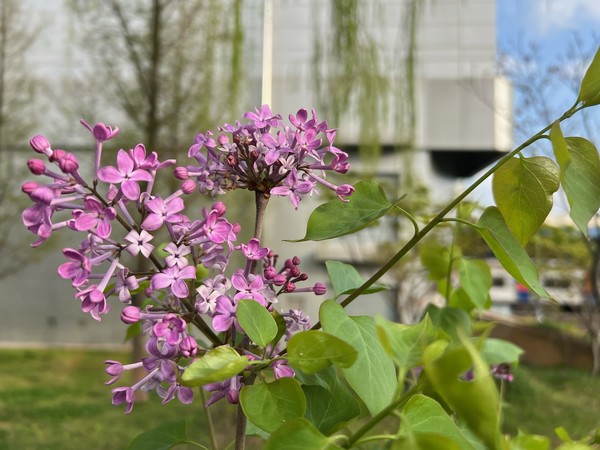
[21,181,39,194]
[49,149,66,162]
[212,202,227,216]
[180,335,198,358]
[284,282,296,293]
[181,180,196,194]
[292,256,301,266]
[217,134,229,145]
[313,283,327,295]
[174,167,189,180]
[93,122,119,142]
[121,306,141,324]
[29,135,51,153]
[272,274,286,286]
[58,153,79,173]
[295,273,308,282]
[264,266,276,280]
[27,159,46,175]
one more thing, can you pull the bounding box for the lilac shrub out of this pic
[21,105,351,414]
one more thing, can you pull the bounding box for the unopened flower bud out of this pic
[181,180,196,194]
[284,282,296,293]
[292,256,301,266]
[174,166,189,180]
[27,159,46,175]
[58,153,79,173]
[212,202,227,216]
[232,223,241,234]
[313,283,327,295]
[295,273,308,282]
[104,360,124,385]
[21,181,39,194]
[226,154,238,166]
[218,134,229,145]
[93,122,119,142]
[264,266,277,279]
[49,149,66,162]
[180,335,198,358]
[121,306,141,324]
[29,135,51,154]
[289,267,300,277]
[272,274,286,286]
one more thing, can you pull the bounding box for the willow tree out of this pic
[0,0,40,278]
[313,0,426,322]
[68,0,246,155]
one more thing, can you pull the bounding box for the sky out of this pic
[466,0,600,214]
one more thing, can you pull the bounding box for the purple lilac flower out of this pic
[141,195,185,231]
[123,229,154,257]
[151,265,196,299]
[203,376,242,406]
[57,248,91,287]
[97,149,153,200]
[114,269,139,303]
[163,242,190,268]
[212,296,238,332]
[240,238,269,261]
[73,197,116,238]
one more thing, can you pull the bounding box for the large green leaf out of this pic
[481,338,524,366]
[325,260,388,298]
[422,336,501,450]
[287,330,358,375]
[577,46,600,106]
[391,434,462,450]
[319,300,396,415]
[476,207,550,299]
[180,346,248,386]
[402,395,476,450]
[292,180,395,241]
[303,379,361,435]
[375,314,437,370]
[263,418,343,450]
[550,124,600,236]
[458,258,492,311]
[236,300,278,347]
[492,156,559,246]
[127,420,188,450]
[240,378,306,433]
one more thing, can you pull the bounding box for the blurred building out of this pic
[0,0,511,345]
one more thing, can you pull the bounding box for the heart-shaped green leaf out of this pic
[291,180,395,241]
[325,260,388,298]
[287,330,358,375]
[492,156,559,246]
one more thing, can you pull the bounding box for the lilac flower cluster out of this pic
[22,107,345,414]
[176,104,354,207]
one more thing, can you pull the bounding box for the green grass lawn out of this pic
[0,348,242,450]
[0,348,599,449]
[503,364,600,443]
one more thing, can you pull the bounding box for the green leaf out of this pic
[422,336,501,450]
[292,180,395,241]
[420,241,452,281]
[550,126,600,236]
[127,420,188,450]
[375,314,437,370]
[271,308,288,347]
[325,260,388,298]
[492,156,559,246]
[481,338,524,366]
[320,300,396,415]
[476,207,550,299]
[180,346,248,386]
[240,378,306,433]
[303,379,361,435]
[124,321,142,342]
[236,300,278,347]
[264,418,343,450]
[402,395,476,450]
[577,46,600,106]
[423,305,472,340]
[286,330,358,375]
[459,259,492,311]
[510,430,550,450]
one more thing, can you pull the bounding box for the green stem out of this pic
[332,105,579,313]
[200,388,219,450]
[353,434,400,446]
[342,384,419,448]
